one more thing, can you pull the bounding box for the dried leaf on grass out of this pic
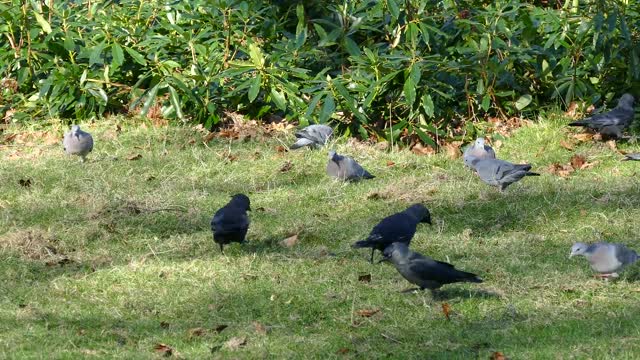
[490,351,508,360]
[154,343,174,357]
[411,143,436,156]
[442,141,462,159]
[275,145,287,152]
[559,140,574,151]
[548,155,598,177]
[202,132,216,143]
[224,336,247,350]
[187,327,206,338]
[572,133,594,142]
[126,154,142,161]
[386,161,395,167]
[356,308,380,317]
[336,348,350,355]
[280,234,299,248]
[279,160,293,172]
[253,321,269,335]
[441,303,451,321]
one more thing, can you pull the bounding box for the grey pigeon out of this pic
[210,194,251,253]
[468,157,540,191]
[463,138,496,168]
[63,125,93,162]
[290,124,333,149]
[352,204,431,263]
[326,150,375,181]
[568,93,635,139]
[570,242,639,278]
[622,153,640,161]
[380,242,482,295]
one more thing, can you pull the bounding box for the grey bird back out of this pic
[326,150,374,181]
[290,124,333,149]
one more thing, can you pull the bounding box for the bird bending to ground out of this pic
[352,204,431,263]
[326,150,375,181]
[467,157,539,191]
[63,125,94,162]
[290,124,333,149]
[381,242,482,296]
[567,93,635,139]
[211,194,251,253]
[569,242,639,278]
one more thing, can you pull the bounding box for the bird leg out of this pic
[219,243,224,253]
[370,248,375,264]
[594,273,619,279]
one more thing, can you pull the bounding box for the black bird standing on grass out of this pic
[352,204,431,263]
[210,194,251,253]
[380,242,482,296]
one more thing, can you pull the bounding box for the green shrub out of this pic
[0,0,638,144]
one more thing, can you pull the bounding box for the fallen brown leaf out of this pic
[154,343,173,357]
[126,154,142,161]
[280,234,299,248]
[441,303,451,321]
[224,336,247,350]
[411,143,435,156]
[358,274,371,283]
[336,348,350,354]
[606,140,619,153]
[356,308,380,317]
[572,133,594,142]
[203,132,216,143]
[386,161,395,167]
[187,327,206,338]
[442,141,462,159]
[547,163,574,178]
[570,154,586,169]
[490,351,508,360]
[279,160,293,172]
[275,145,287,152]
[559,139,574,151]
[253,321,268,335]
[218,129,239,139]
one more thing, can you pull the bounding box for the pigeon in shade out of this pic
[467,157,539,191]
[570,242,639,278]
[326,150,375,181]
[210,194,251,253]
[567,93,635,139]
[290,124,333,149]
[352,204,431,263]
[380,242,482,296]
[63,125,94,162]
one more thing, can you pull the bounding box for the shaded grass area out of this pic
[2,117,640,358]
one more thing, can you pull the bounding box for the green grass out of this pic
[2,116,640,359]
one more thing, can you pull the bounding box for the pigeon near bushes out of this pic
[463,137,496,168]
[290,124,333,149]
[63,125,94,162]
[380,242,482,295]
[326,150,375,181]
[352,204,431,263]
[211,194,251,253]
[622,153,640,161]
[570,242,639,278]
[568,93,635,139]
[467,157,539,191]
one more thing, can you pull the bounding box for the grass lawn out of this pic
[2,115,640,359]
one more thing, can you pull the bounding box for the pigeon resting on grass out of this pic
[468,157,540,191]
[352,204,431,263]
[380,242,482,295]
[569,242,639,278]
[463,138,496,168]
[290,124,333,149]
[622,153,640,161]
[567,93,635,139]
[326,150,375,181]
[210,194,251,253]
[63,125,93,162]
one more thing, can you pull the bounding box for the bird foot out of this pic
[594,273,619,280]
